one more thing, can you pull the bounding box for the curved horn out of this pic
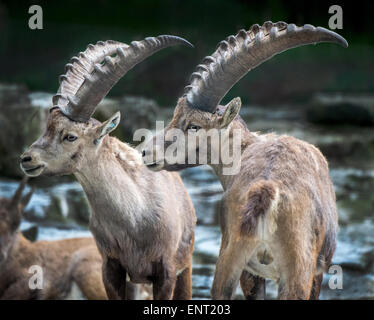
[53,36,193,122]
[184,21,348,112]
[9,176,28,209]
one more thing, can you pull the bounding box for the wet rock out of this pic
[41,188,89,227]
[306,93,374,126]
[242,104,374,167]
[0,84,49,178]
[307,102,374,126]
[334,173,374,224]
[321,271,374,300]
[94,95,161,143]
[334,221,374,272]
[36,226,92,241]
[180,166,223,226]
[193,225,221,264]
[66,189,90,225]
[22,181,90,228]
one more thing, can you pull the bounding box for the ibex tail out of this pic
[240,180,279,237]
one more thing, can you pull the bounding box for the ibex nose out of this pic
[142,150,146,157]
[21,155,32,163]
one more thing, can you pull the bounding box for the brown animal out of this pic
[142,22,347,299]
[0,178,107,300]
[20,36,196,300]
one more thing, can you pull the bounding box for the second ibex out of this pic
[143,22,347,300]
[21,36,196,300]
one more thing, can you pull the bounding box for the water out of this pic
[1,105,373,299]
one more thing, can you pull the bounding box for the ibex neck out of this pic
[74,137,147,223]
[210,118,258,190]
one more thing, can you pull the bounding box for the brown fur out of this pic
[21,109,196,300]
[0,191,106,299]
[144,97,338,300]
[0,182,153,300]
[0,181,155,300]
[0,234,107,300]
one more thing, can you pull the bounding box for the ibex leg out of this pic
[310,273,323,300]
[152,260,177,300]
[102,257,127,300]
[172,261,192,300]
[240,270,266,300]
[211,239,256,300]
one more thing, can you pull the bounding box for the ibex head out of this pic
[143,22,348,171]
[0,177,33,264]
[20,36,192,177]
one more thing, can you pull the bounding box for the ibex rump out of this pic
[143,22,347,299]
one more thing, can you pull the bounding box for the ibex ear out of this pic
[219,97,242,128]
[94,111,121,144]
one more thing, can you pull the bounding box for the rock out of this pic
[94,95,161,143]
[65,188,90,225]
[42,186,90,227]
[23,181,90,228]
[332,221,374,278]
[306,93,374,126]
[320,271,374,300]
[0,84,49,178]
[307,102,374,126]
[312,92,374,108]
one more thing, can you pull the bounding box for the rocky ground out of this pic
[0,84,373,299]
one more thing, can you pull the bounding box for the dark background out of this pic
[0,0,372,105]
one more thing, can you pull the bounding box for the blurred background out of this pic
[0,0,373,299]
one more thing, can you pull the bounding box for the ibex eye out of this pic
[64,134,77,142]
[187,125,200,131]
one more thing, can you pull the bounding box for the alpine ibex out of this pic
[20,36,196,300]
[143,22,347,299]
[0,178,108,300]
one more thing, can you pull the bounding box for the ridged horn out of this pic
[184,21,348,112]
[53,36,193,122]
